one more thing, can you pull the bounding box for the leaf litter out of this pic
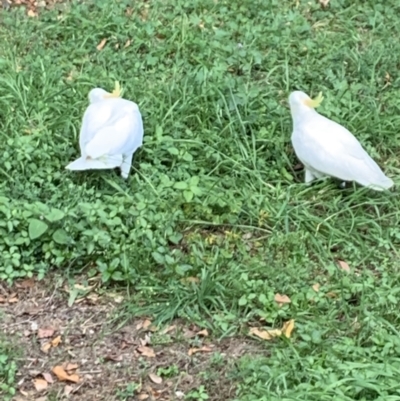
[1,274,265,401]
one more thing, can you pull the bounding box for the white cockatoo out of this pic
[289,91,393,191]
[66,82,143,179]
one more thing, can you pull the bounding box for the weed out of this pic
[0,340,18,401]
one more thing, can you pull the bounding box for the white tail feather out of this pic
[66,155,123,171]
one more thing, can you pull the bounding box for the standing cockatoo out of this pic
[289,91,393,191]
[66,82,143,179]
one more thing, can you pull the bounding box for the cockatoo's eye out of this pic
[103,81,123,99]
[303,92,324,108]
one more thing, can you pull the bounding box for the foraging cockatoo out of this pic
[66,82,143,179]
[289,91,393,191]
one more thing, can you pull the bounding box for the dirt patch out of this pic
[1,0,70,15]
[0,276,263,401]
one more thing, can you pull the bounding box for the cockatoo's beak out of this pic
[304,92,323,108]
[104,81,123,98]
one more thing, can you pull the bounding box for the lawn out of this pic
[1,0,400,400]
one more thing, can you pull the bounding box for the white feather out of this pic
[289,91,393,191]
[66,88,144,179]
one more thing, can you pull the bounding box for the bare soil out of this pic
[0,276,263,401]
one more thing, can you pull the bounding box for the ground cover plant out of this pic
[1,0,400,399]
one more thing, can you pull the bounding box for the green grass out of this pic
[1,0,400,399]
[0,332,18,400]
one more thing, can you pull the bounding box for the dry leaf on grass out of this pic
[181,276,200,285]
[161,325,176,335]
[96,38,107,51]
[337,260,350,272]
[281,319,295,338]
[148,373,163,384]
[136,319,152,330]
[143,319,152,329]
[250,320,295,340]
[137,346,156,358]
[319,0,330,7]
[326,291,338,298]
[33,378,48,392]
[249,327,282,340]
[197,329,209,337]
[52,366,80,383]
[188,346,213,356]
[38,328,55,338]
[312,283,320,292]
[274,293,291,305]
[27,9,38,17]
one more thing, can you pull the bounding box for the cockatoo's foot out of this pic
[304,169,315,185]
[120,153,134,179]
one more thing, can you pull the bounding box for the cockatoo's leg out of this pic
[120,153,134,179]
[304,169,315,184]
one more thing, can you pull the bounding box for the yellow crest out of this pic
[104,81,123,98]
[304,92,324,108]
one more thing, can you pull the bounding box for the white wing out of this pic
[84,99,143,161]
[292,114,393,189]
[79,101,115,156]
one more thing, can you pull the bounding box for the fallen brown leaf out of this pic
[181,276,200,285]
[188,346,213,356]
[38,328,55,339]
[143,319,152,329]
[274,293,291,305]
[27,9,38,17]
[42,372,53,384]
[33,378,48,392]
[249,327,281,340]
[326,291,338,298]
[104,354,123,362]
[64,385,73,396]
[312,283,320,292]
[148,373,162,384]
[51,335,61,347]
[41,342,52,353]
[96,38,107,51]
[197,329,209,337]
[136,319,152,330]
[18,278,35,288]
[138,394,149,400]
[52,366,80,383]
[161,325,176,335]
[281,319,295,338]
[338,260,350,272]
[183,328,196,338]
[137,346,155,358]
